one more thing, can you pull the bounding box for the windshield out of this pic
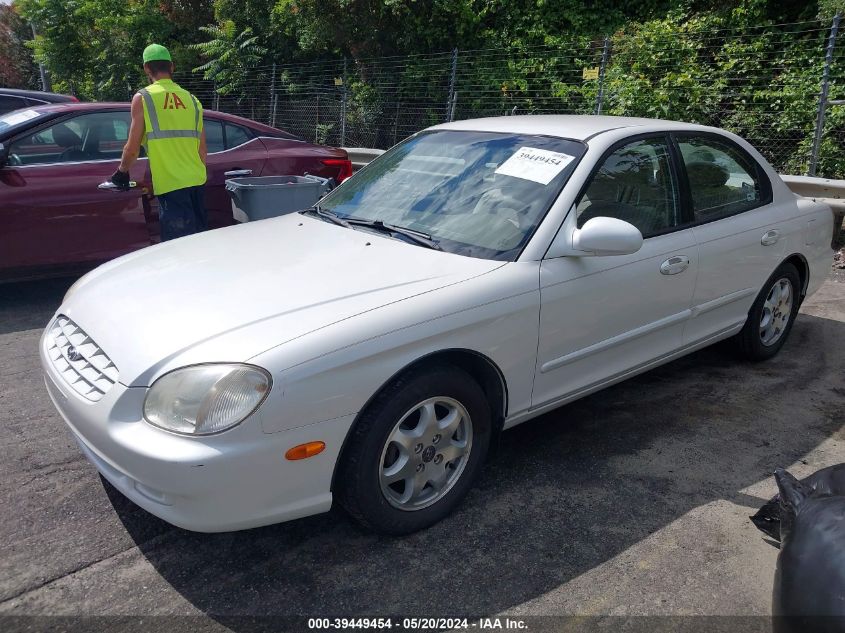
[318,130,586,260]
[0,108,50,139]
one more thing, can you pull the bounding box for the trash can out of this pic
[225,175,333,223]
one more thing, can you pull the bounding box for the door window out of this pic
[8,111,132,166]
[677,135,766,222]
[204,119,225,153]
[576,137,681,237]
[225,123,252,149]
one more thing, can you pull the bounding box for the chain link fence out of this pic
[179,17,844,178]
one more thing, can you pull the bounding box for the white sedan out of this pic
[40,116,835,534]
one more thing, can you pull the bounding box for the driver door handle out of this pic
[224,169,253,177]
[98,181,137,190]
[660,255,690,275]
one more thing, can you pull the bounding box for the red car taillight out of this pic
[322,158,353,183]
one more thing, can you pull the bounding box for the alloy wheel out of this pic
[378,396,473,511]
[759,277,793,347]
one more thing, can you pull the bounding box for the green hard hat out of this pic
[142,44,172,64]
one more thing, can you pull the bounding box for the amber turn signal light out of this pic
[285,441,326,460]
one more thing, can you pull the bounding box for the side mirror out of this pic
[548,216,643,258]
[0,143,8,168]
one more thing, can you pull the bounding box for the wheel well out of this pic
[419,349,508,423]
[330,349,509,493]
[370,349,507,431]
[782,253,809,299]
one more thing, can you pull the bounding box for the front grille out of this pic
[45,315,119,402]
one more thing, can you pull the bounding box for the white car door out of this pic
[675,133,787,345]
[533,135,699,408]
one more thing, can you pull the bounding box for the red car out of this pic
[0,102,352,282]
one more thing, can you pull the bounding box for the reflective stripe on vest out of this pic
[139,88,201,140]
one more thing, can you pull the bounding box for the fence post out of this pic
[270,62,277,127]
[594,36,610,115]
[446,48,458,122]
[809,13,841,177]
[393,99,400,145]
[341,57,348,146]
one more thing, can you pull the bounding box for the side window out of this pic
[576,137,681,237]
[225,123,252,149]
[8,111,132,165]
[204,119,224,153]
[677,135,766,222]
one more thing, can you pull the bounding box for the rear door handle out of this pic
[224,169,253,177]
[761,229,781,246]
[660,255,690,275]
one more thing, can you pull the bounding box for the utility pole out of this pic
[29,23,51,92]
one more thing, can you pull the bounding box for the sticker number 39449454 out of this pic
[494,147,576,185]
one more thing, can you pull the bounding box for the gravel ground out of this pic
[0,272,843,631]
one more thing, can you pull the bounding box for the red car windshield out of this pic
[0,108,53,139]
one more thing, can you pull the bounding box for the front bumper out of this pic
[39,325,354,532]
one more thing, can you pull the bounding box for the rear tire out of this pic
[736,263,801,361]
[336,364,491,535]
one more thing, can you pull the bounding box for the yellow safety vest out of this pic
[139,79,206,196]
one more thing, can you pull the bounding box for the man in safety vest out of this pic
[111,44,208,241]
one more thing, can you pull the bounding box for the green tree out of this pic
[190,21,268,95]
[272,0,481,59]
[0,3,37,89]
[18,0,176,100]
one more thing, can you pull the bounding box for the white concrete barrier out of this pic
[342,147,385,172]
[781,175,845,249]
[781,174,845,213]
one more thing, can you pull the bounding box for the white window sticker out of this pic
[0,109,41,127]
[494,147,576,185]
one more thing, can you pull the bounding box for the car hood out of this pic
[60,214,504,386]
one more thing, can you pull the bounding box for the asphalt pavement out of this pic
[0,273,843,630]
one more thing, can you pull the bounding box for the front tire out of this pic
[736,263,801,361]
[336,364,491,535]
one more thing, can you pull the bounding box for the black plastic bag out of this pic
[767,468,845,633]
[750,464,845,543]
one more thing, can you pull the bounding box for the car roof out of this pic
[18,101,127,115]
[0,88,77,102]
[429,115,717,141]
[14,101,298,138]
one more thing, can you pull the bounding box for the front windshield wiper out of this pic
[300,206,351,228]
[301,208,441,251]
[344,218,443,251]
[346,218,443,251]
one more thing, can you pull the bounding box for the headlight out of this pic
[143,364,272,436]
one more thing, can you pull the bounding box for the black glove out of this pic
[110,168,130,190]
